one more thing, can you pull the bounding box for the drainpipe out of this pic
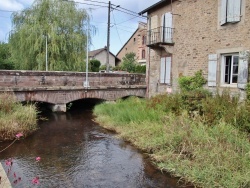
[147,47,151,98]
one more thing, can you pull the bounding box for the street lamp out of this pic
[45,34,48,71]
[84,14,90,88]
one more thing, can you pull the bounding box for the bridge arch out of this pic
[9,87,146,112]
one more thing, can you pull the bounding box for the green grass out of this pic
[0,93,38,141]
[94,96,250,188]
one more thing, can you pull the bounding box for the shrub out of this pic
[147,93,184,115]
[90,59,101,72]
[199,90,250,132]
[245,83,250,102]
[135,65,146,74]
[178,70,207,92]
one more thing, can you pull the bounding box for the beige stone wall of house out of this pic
[117,22,147,65]
[94,50,116,67]
[147,0,250,98]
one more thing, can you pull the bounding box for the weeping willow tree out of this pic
[9,0,92,71]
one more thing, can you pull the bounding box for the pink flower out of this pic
[15,133,23,139]
[32,177,39,184]
[5,158,12,166]
[35,157,41,162]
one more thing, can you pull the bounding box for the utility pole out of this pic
[106,1,111,73]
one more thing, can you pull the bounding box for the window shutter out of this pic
[151,15,158,43]
[220,0,227,25]
[232,0,241,22]
[238,51,249,89]
[208,54,217,87]
[160,57,165,83]
[148,16,151,30]
[227,0,234,22]
[161,14,165,42]
[165,57,172,84]
[147,16,151,45]
[164,12,173,43]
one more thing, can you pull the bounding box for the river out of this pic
[0,103,193,188]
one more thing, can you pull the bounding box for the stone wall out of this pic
[0,70,146,88]
[147,0,250,97]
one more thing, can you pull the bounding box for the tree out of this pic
[90,59,101,72]
[9,0,93,71]
[0,42,14,70]
[120,52,137,73]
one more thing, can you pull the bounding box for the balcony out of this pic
[147,26,174,47]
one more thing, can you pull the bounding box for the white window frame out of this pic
[220,53,239,87]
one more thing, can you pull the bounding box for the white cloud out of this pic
[0,0,25,11]
[18,0,35,6]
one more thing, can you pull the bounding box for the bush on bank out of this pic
[0,93,38,141]
[93,95,250,188]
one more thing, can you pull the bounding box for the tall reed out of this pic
[94,95,250,188]
[0,93,38,141]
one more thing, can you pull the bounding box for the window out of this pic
[208,52,249,89]
[160,56,171,84]
[223,54,239,84]
[220,0,241,25]
[142,50,145,59]
[133,38,136,43]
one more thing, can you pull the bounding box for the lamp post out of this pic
[84,15,90,88]
[45,35,48,71]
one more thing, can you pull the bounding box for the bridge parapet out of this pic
[0,70,147,112]
[0,70,146,88]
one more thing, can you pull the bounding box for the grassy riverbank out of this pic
[94,94,250,188]
[0,93,38,141]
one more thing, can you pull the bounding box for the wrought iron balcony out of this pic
[147,26,174,47]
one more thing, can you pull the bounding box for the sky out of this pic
[0,0,159,55]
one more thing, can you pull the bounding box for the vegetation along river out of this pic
[0,101,193,188]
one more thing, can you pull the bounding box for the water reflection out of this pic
[0,109,191,188]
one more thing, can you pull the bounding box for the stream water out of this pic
[0,104,193,188]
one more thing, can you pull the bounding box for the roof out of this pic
[88,47,105,57]
[116,22,147,56]
[138,0,171,15]
[89,47,120,61]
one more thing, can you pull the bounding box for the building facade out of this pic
[117,22,147,65]
[89,47,120,68]
[139,0,249,98]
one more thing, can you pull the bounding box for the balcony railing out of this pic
[147,26,174,47]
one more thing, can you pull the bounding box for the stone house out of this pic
[116,22,147,65]
[139,0,249,98]
[89,47,120,68]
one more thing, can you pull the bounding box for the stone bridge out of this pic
[0,70,147,112]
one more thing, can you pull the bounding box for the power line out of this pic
[113,5,138,15]
[62,0,108,8]
[112,8,141,18]
[115,15,142,25]
[78,0,109,5]
[65,0,145,20]
[111,11,123,45]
